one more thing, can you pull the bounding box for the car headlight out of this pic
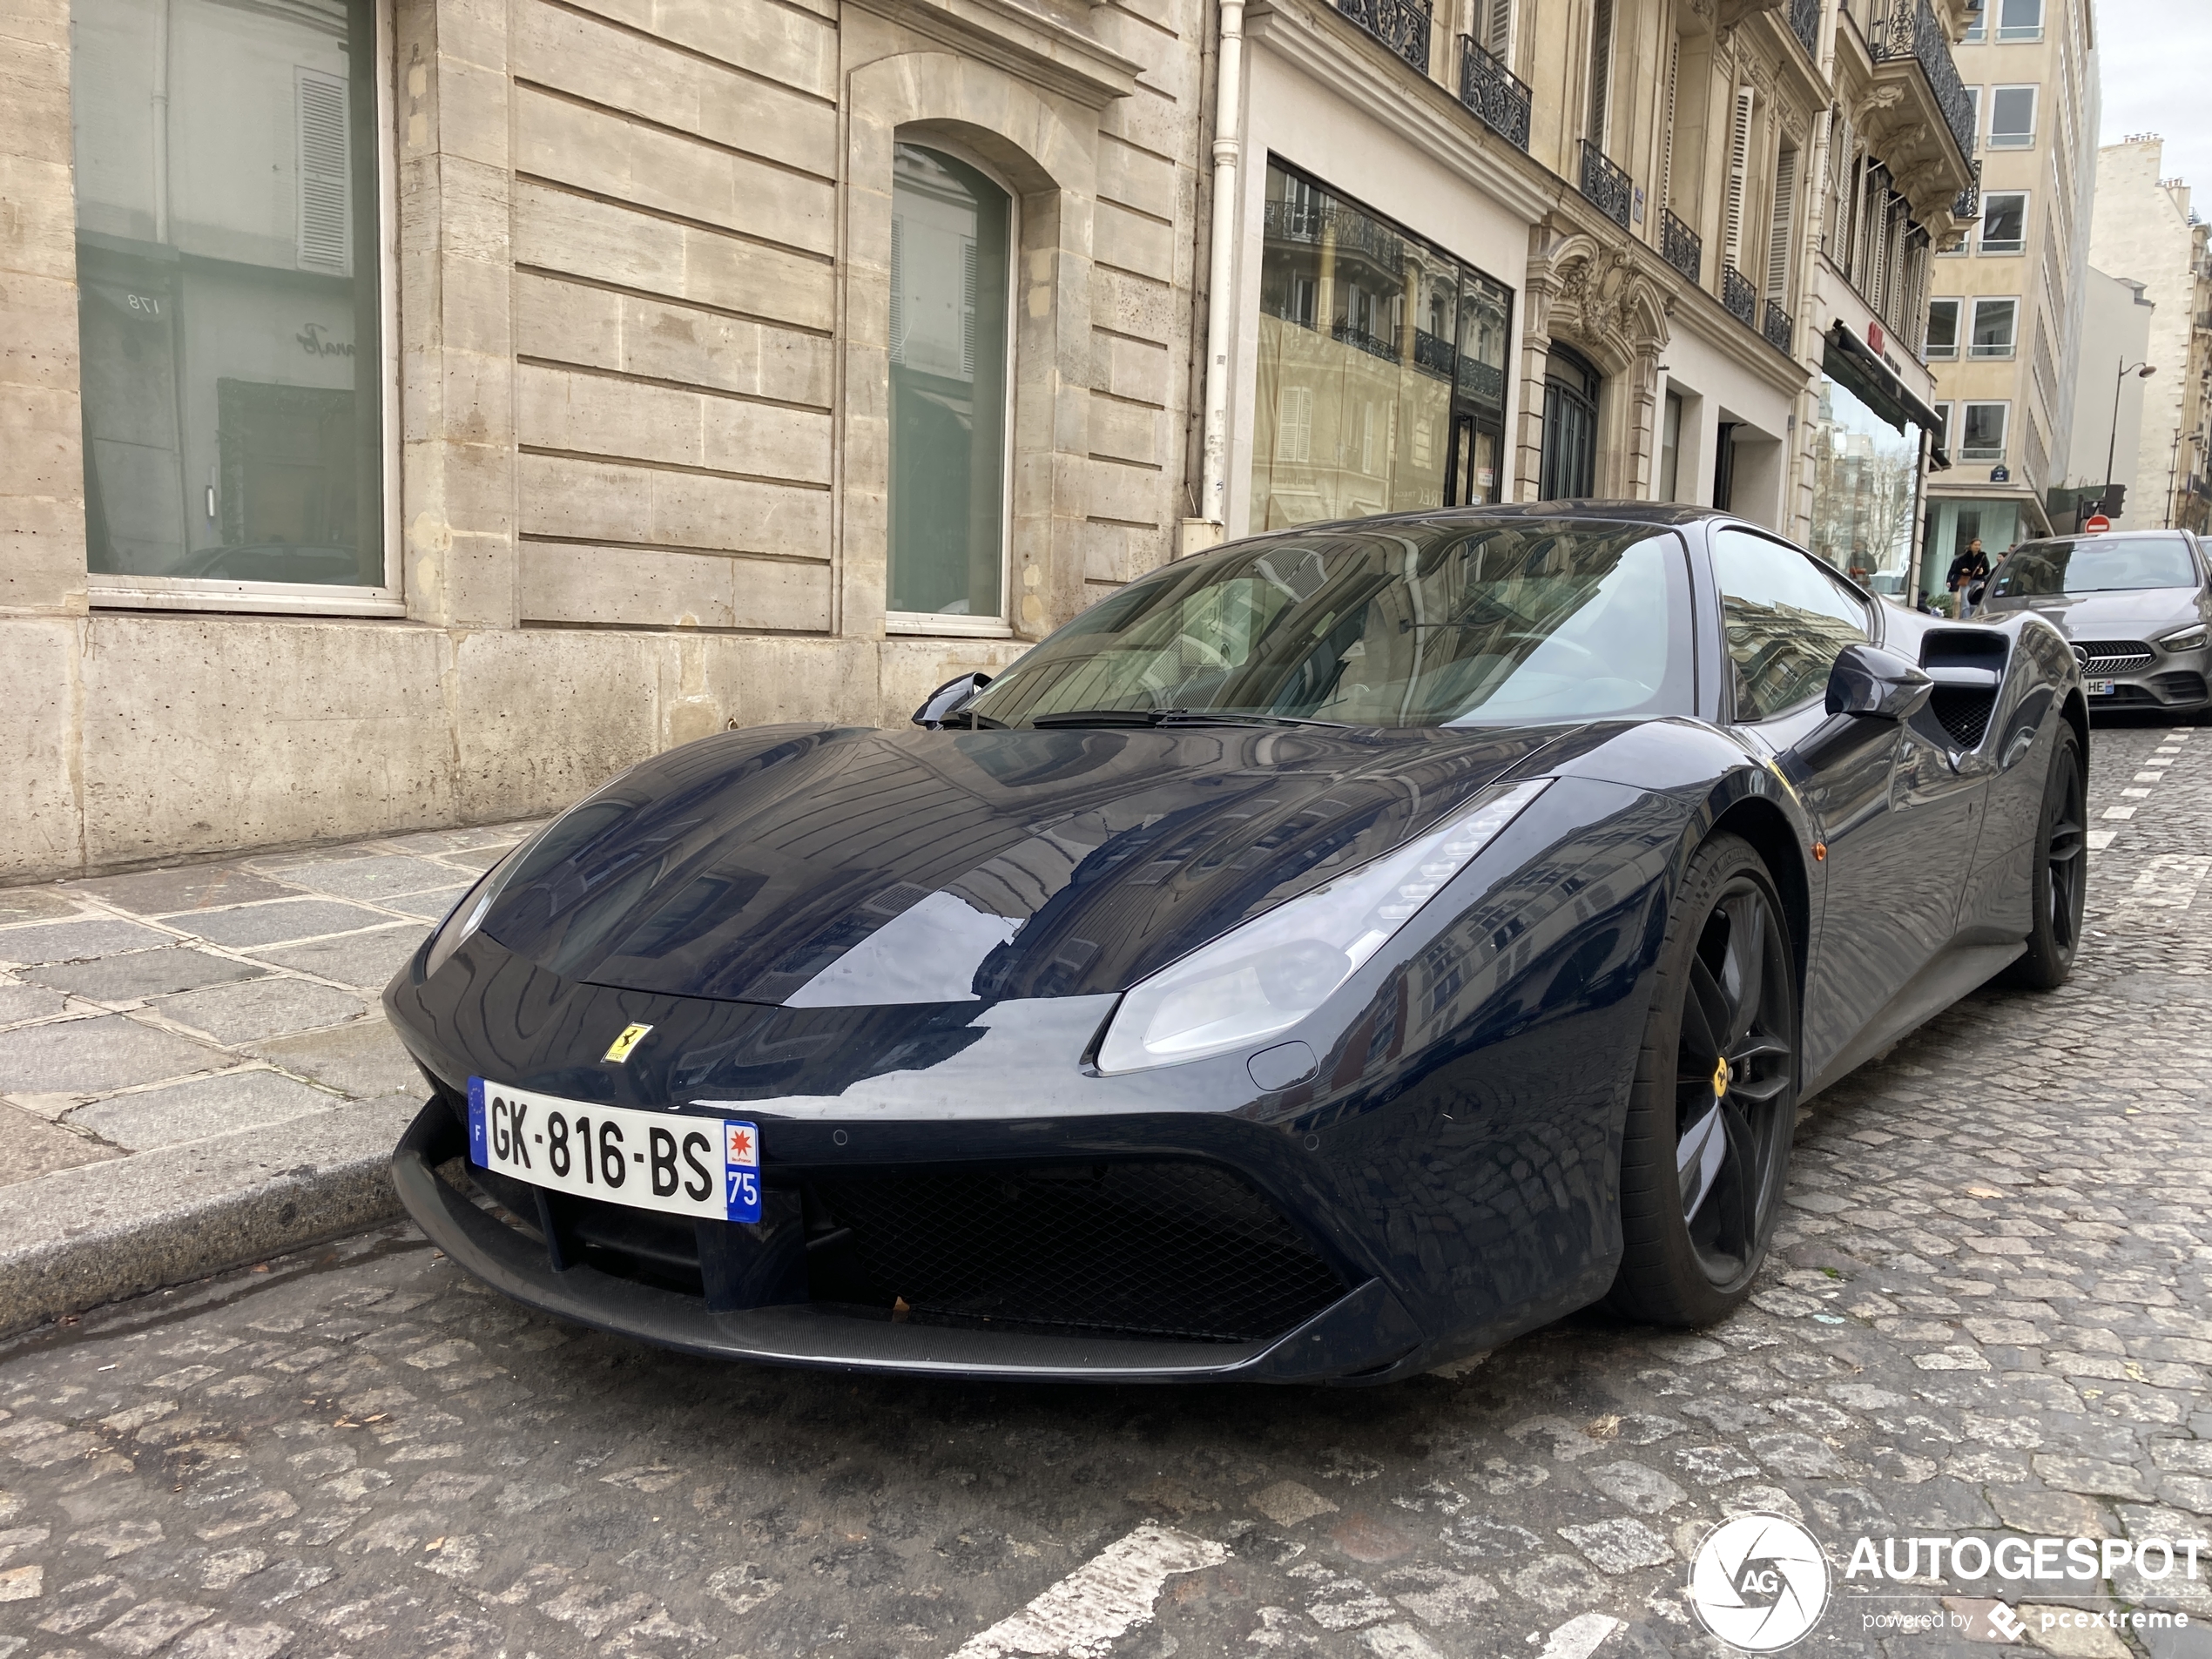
[2161,624,2208,653]
[1094,779,1551,1074]
[421,851,523,979]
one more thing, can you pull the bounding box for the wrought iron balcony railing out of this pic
[1413,328,1457,380]
[1868,0,1977,167]
[1953,158,1981,224]
[1660,209,1702,284]
[1789,0,1821,57]
[1763,299,1795,353]
[1456,35,1532,151]
[1262,200,1326,243]
[1335,0,1431,74]
[1721,264,1757,326]
[1579,141,1633,230]
[1332,319,1400,364]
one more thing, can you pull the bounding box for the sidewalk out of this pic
[0,819,538,1333]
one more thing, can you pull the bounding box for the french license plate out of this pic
[2087,679,2115,696]
[467,1079,760,1223]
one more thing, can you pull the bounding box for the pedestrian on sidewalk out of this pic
[1948,537,1991,619]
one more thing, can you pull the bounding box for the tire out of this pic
[1999,722,2086,990]
[1607,833,1798,1327]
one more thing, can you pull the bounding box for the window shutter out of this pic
[888,217,905,364]
[294,68,350,274]
[1658,38,1679,211]
[1486,0,1512,59]
[1587,0,1615,149]
[1765,145,1798,298]
[1723,85,1754,273]
[961,236,978,381]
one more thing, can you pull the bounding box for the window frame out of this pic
[1969,296,2020,360]
[1959,400,2010,462]
[83,0,403,618]
[883,137,1022,639]
[1986,84,2038,149]
[1710,524,1874,725]
[1925,297,1962,359]
[1979,191,2029,255]
[1932,400,1954,449]
[1996,0,2042,40]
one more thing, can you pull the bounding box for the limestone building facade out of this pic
[2,0,1978,880]
[1920,0,2098,584]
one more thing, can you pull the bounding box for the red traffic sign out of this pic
[2084,514,2112,533]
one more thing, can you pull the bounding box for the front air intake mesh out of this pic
[807,1162,1345,1343]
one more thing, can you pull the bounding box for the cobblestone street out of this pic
[0,718,2208,1659]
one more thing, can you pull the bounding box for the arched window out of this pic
[888,143,1013,623]
[1540,344,1601,500]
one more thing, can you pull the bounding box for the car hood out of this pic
[474,722,1575,1005]
[1980,586,2202,639]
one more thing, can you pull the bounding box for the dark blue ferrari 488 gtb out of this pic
[385,504,2087,1384]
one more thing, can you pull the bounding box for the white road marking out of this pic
[2134,772,2166,782]
[2087,830,2118,851]
[2102,806,2137,819]
[950,1521,1228,1658]
[1539,1613,1626,1659]
[2113,854,2212,913]
[2122,787,2152,798]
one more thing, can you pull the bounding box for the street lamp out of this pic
[2102,357,2157,519]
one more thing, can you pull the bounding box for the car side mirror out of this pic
[1825,643,1933,723]
[913,671,991,728]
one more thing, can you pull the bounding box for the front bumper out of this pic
[393,1096,1426,1383]
[2075,648,2212,711]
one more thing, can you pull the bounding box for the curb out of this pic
[0,1099,419,1338]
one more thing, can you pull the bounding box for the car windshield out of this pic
[1990,536,2199,597]
[964,517,1695,729]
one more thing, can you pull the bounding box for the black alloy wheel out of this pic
[2000,722,2086,989]
[1608,833,1798,1325]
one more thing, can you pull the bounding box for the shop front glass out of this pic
[1805,374,1919,597]
[72,0,385,591]
[1250,164,1512,531]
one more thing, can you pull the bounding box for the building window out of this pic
[1970,298,2019,358]
[1980,192,2027,255]
[1251,161,1514,529]
[72,0,388,604]
[1960,8,1985,39]
[1997,0,2042,39]
[1660,390,1683,502]
[888,144,1012,624]
[1988,86,2037,148]
[1959,401,2009,462]
[1807,375,1919,594]
[1925,299,1961,358]
[1933,400,1953,448]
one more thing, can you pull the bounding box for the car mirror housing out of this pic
[1825,643,1934,723]
[913,671,992,727]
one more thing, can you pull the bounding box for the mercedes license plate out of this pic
[467,1079,760,1223]
[2087,678,2115,696]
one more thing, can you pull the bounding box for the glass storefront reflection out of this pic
[1806,375,1918,597]
[73,0,383,588]
[1251,164,1512,531]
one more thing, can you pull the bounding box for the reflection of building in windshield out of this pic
[1722,598,1868,716]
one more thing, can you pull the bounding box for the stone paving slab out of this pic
[0,819,538,1333]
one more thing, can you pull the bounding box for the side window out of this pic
[1710,529,1870,721]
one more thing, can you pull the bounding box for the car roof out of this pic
[1238,501,1755,536]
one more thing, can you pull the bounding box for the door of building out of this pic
[1539,346,1599,500]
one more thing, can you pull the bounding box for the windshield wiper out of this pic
[1028,706,1347,730]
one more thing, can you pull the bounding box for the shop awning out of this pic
[1824,322,1950,470]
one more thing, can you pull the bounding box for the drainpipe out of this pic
[1193,0,1246,547]
[152,0,172,244]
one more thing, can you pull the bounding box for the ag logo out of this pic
[1688,1513,1831,1651]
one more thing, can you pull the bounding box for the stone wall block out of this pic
[75,617,459,867]
[448,627,659,822]
[510,0,838,178]
[433,54,509,170]
[563,0,837,99]
[1094,199,1175,285]
[1088,393,1163,466]
[0,618,81,878]
[0,271,77,390]
[0,154,77,280]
